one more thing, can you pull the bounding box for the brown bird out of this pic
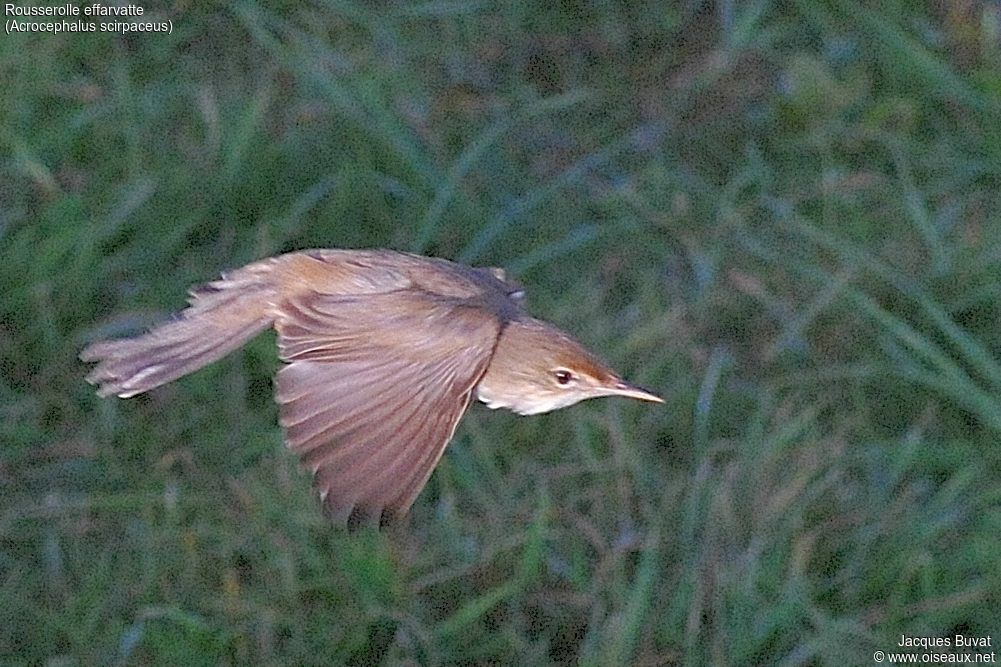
[81,249,662,527]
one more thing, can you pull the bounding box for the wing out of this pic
[273,288,501,527]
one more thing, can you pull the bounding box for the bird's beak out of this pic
[604,380,664,404]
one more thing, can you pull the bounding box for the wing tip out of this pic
[317,487,407,531]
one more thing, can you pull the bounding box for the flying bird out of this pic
[81,249,662,527]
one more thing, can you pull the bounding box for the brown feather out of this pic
[80,248,659,528]
[80,260,277,397]
[273,288,501,525]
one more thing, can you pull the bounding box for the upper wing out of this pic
[273,288,501,527]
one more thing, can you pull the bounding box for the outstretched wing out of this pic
[274,288,500,527]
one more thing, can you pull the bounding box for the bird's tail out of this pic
[81,260,277,398]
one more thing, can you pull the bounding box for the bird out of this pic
[80,249,662,527]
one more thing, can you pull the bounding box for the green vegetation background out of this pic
[3,1,1001,664]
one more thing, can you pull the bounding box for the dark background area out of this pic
[3,1,1001,664]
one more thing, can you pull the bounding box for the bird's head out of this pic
[476,318,663,415]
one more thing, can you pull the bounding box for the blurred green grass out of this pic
[3,0,1001,664]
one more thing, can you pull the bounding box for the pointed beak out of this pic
[604,380,664,404]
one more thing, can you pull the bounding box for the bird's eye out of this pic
[554,369,573,386]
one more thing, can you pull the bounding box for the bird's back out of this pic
[290,249,525,320]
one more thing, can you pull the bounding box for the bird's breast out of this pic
[474,382,509,412]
